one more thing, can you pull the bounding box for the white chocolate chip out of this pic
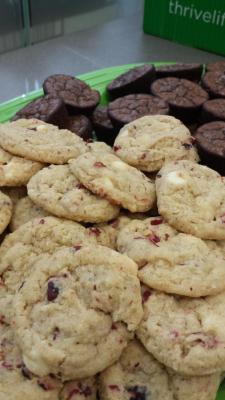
[166,171,186,186]
[112,160,127,170]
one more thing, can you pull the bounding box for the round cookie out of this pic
[66,115,93,141]
[137,290,225,376]
[0,216,97,293]
[113,115,199,172]
[107,64,156,99]
[151,77,209,123]
[10,196,50,231]
[0,119,87,164]
[11,95,68,129]
[156,63,203,81]
[99,339,220,400]
[69,152,156,212]
[92,106,118,146]
[43,74,100,115]
[108,94,169,130]
[13,245,142,379]
[0,190,12,234]
[0,146,44,186]
[202,71,225,98]
[27,165,120,223]
[201,98,225,123]
[117,217,225,297]
[156,160,225,239]
[194,121,225,175]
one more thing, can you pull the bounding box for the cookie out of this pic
[27,165,120,223]
[108,94,169,130]
[0,146,44,186]
[10,196,50,231]
[0,216,97,293]
[92,106,118,146]
[0,319,61,400]
[207,61,225,73]
[113,115,199,172]
[0,190,12,234]
[151,77,209,123]
[202,71,225,98]
[69,152,156,212]
[0,119,87,164]
[88,212,147,249]
[66,115,93,141]
[201,99,225,123]
[156,63,203,81]
[194,121,225,174]
[137,290,225,376]
[99,339,220,400]
[11,95,68,129]
[43,74,100,115]
[13,245,142,379]
[107,64,156,99]
[156,160,225,239]
[117,217,225,297]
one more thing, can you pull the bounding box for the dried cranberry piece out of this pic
[21,364,33,380]
[142,290,151,303]
[73,245,82,251]
[141,153,146,160]
[127,385,146,400]
[88,227,101,236]
[82,386,92,396]
[113,145,121,152]
[67,388,80,399]
[94,161,106,168]
[108,385,120,391]
[2,361,13,370]
[150,218,163,225]
[76,183,86,190]
[37,377,56,391]
[170,330,179,339]
[147,233,160,246]
[0,315,5,324]
[39,218,45,224]
[52,327,60,340]
[111,323,117,330]
[47,281,59,301]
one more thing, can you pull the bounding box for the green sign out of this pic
[143,0,225,55]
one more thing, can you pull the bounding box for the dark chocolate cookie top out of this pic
[202,99,225,122]
[92,106,113,130]
[43,74,100,110]
[156,63,203,80]
[195,121,225,157]
[66,115,92,140]
[12,95,65,122]
[107,64,155,90]
[151,77,209,108]
[202,71,225,98]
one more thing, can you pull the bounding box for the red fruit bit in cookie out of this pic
[142,290,151,303]
[82,386,92,396]
[141,153,146,160]
[111,323,117,330]
[21,364,33,380]
[147,233,160,246]
[170,330,179,339]
[2,361,13,370]
[76,183,86,190]
[94,161,106,168]
[0,277,5,287]
[47,281,59,301]
[150,218,163,226]
[38,376,57,391]
[113,145,121,152]
[0,315,5,324]
[220,213,225,223]
[73,245,82,251]
[52,327,60,341]
[67,388,80,399]
[190,333,220,349]
[109,385,120,391]
[39,218,45,224]
[88,227,101,236]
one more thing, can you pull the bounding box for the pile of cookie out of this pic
[0,107,225,400]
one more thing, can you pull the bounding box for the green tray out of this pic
[0,61,224,399]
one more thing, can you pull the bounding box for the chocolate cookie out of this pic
[201,99,225,123]
[92,105,118,145]
[107,64,156,99]
[194,121,225,174]
[11,95,68,128]
[206,60,225,73]
[151,77,209,123]
[202,71,225,98]
[156,63,203,81]
[66,115,92,141]
[43,74,100,115]
[108,94,169,130]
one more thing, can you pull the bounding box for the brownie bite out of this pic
[43,74,100,115]
[202,71,225,98]
[194,121,225,174]
[201,99,225,123]
[66,115,92,141]
[151,77,209,123]
[92,105,118,146]
[108,93,169,130]
[11,95,68,128]
[156,63,203,81]
[107,64,156,99]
